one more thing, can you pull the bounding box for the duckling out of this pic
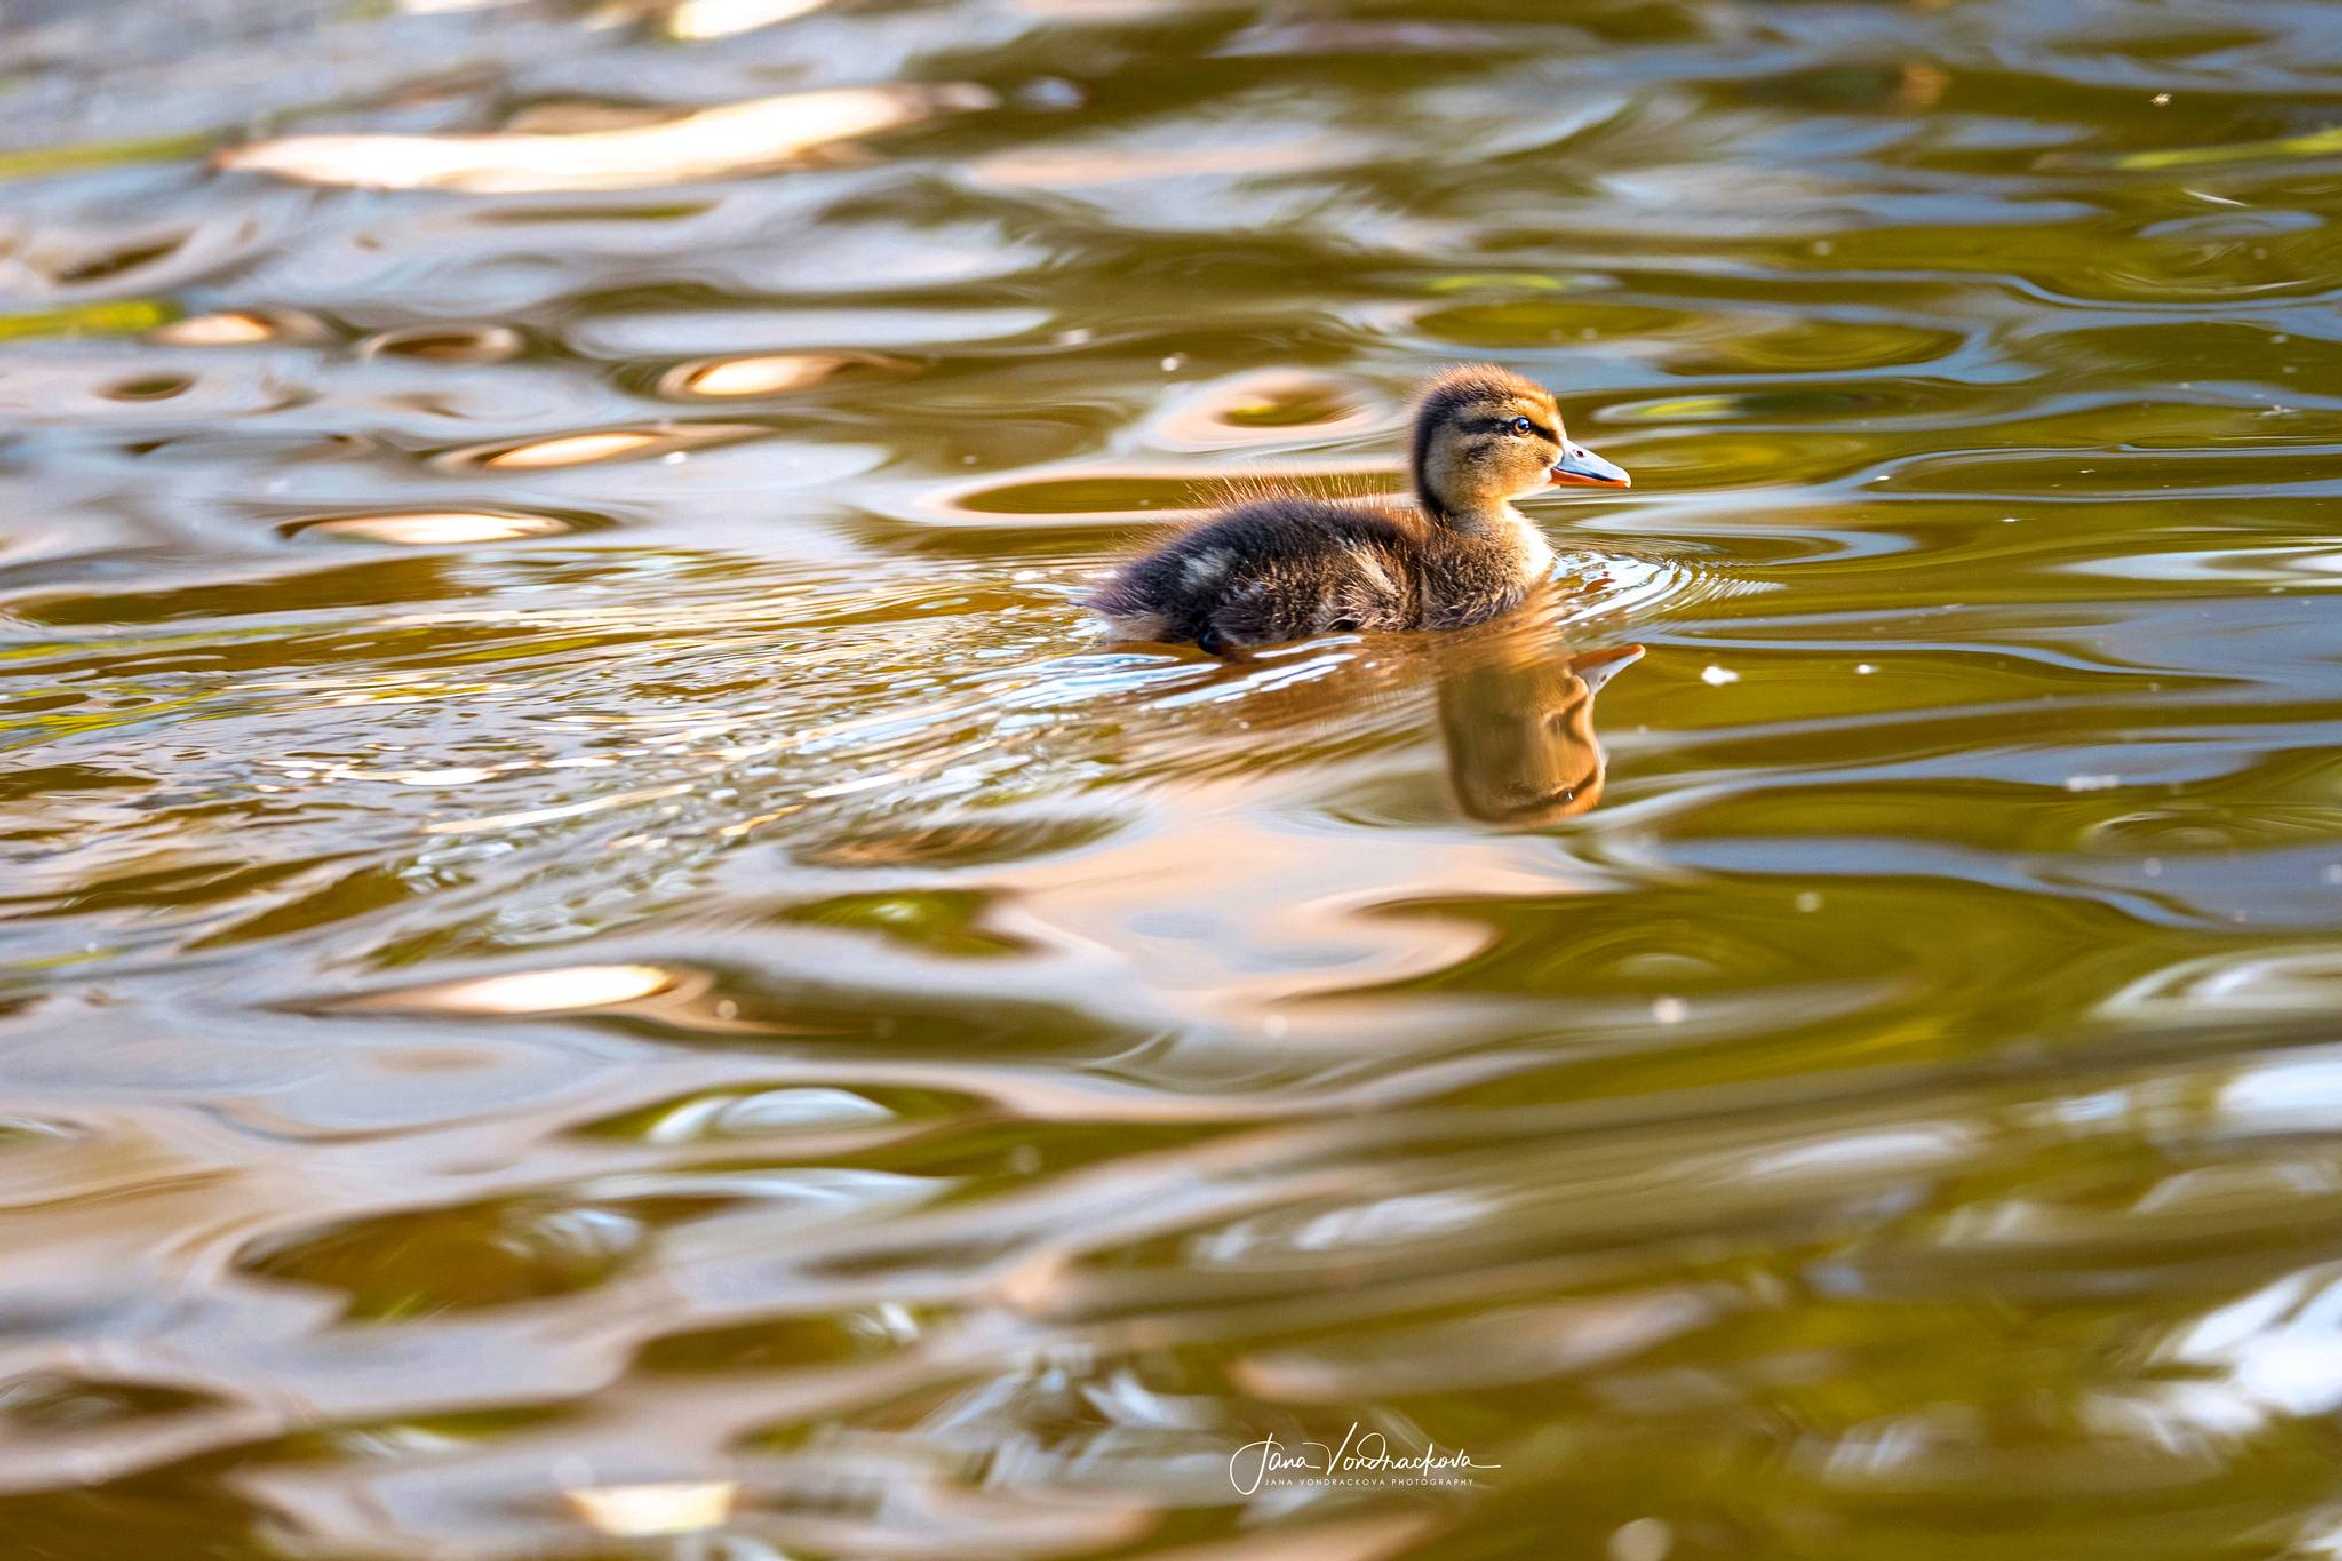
[1091,364,1628,653]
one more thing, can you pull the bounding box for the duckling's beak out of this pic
[1550,442,1630,489]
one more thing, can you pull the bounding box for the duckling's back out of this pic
[1090,495,1428,653]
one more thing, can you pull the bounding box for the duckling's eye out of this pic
[1508,416,1534,436]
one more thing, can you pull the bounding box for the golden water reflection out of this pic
[9,0,2342,1555]
[445,423,768,470]
[663,0,833,39]
[659,350,913,399]
[328,963,690,1014]
[216,84,994,193]
[293,510,578,544]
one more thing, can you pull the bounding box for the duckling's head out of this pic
[1411,364,1628,522]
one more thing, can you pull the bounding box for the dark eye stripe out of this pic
[1458,415,1560,442]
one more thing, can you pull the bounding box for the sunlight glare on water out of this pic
[6,0,2342,1555]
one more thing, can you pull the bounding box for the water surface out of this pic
[7,0,2342,1555]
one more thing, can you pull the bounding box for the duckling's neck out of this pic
[1426,496,1554,569]
[1429,495,1518,533]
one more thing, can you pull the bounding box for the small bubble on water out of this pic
[2152,91,2172,105]
[2064,774,2121,793]
[1699,665,1739,686]
[1855,663,1875,675]
[1795,891,1822,912]
[662,451,687,465]
[1652,997,1688,1025]
[2143,857,2163,878]
[1160,353,1186,372]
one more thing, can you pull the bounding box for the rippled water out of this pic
[7,0,2342,1554]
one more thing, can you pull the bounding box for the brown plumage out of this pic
[1091,364,1629,654]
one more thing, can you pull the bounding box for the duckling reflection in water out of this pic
[1436,630,1643,824]
[1114,605,1642,822]
[1092,363,1628,654]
